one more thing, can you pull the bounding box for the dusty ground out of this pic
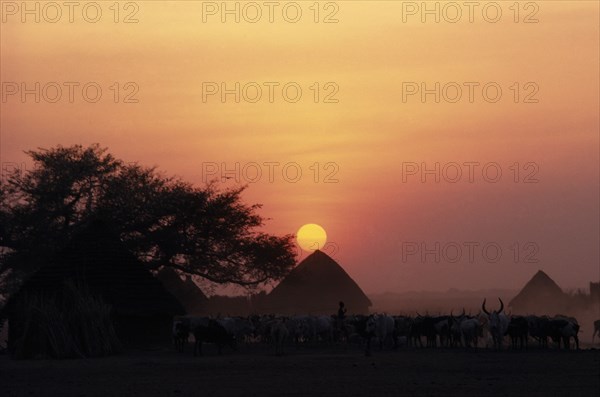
[2,344,599,397]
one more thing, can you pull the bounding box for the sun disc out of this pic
[296,223,327,252]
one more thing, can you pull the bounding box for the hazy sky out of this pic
[1,1,598,294]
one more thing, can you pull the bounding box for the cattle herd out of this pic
[172,298,597,357]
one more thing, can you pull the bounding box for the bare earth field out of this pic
[2,345,599,397]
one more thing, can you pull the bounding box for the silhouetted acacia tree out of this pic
[0,144,295,293]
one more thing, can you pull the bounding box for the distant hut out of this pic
[155,267,207,315]
[3,220,184,358]
[265,250,371,315]
[590,282,600,303]
[509,270,568,314]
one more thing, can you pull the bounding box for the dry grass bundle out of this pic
[13,280,122,359]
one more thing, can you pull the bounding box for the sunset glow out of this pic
[1,1,598,293]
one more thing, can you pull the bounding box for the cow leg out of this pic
[194,339,202,357]
[365,336,372,356]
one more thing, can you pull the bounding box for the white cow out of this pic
[217,317,255,344]
[314,315,334,343]
[482,298,509,349]
[289,315,315,343]
[459,317,481,348]
[366,314,396,350]
[270,318,289,356]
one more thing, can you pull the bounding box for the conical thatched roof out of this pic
[6,219,184,317]
[509,270,567,314]
[156,267,207,315]
[266,250,371,315]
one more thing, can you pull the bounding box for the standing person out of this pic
[338,301,347,320]
[337,301,348,341]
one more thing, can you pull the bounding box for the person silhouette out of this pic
[338,301,347,320]
[336,301,348,341]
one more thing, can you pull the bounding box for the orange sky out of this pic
[1,1,598,293]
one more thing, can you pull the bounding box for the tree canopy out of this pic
[0,144,296,294]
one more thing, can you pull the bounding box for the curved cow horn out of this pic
[498,298,504,313]
[482,299,490,315]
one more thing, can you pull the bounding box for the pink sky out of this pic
[1,1,598,293]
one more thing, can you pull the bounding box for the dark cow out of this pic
[393,316,412,347]
[348,315,376,356]
[448,311,463,348]
[173,318,191,352]
[592,320,600,344]
[409,315,426,348]
[548,317,579,350]
[526,315,550,348]
[193,318,237,356]
[417,315,449,348]
[506,316,529,349]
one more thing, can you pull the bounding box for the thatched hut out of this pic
[2,220,184,358]
[509,270,568,314]
[155,267,207,315]
[265,250,371,315]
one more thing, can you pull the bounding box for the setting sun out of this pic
[296,224,327,252]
